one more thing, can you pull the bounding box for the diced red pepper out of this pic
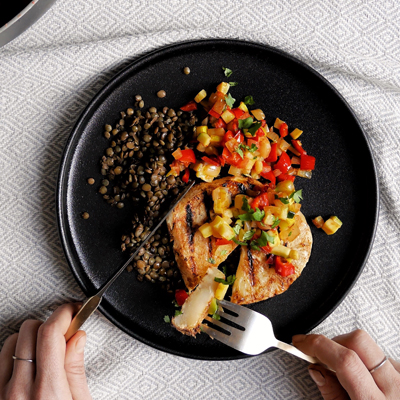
[179,149,196,165]
[218,155,226,166]
[275,152,291,173]
[222,130,234,146]
[233,132,245,144]
[247,138,259,149]
[261,120,267,127]
[256,128,265,138]
[300,154,316,170]
[251,193,270,210]
[216,238,233,246]
[260,245,272,255]
[264,143,278,162]
[202,156,220,166]
[232,108,244,119]
[274,256,295,277]
[238,112,251,120]
[182,168,190,183]
[211,98,226,114]
[208,109,221,119]
[226,151,244,167]
[175,289,189,306]
[214,118,227,129]
[180,100,197,112]
[227,119,239,133]
[291,140,307,155]
[260,169,276,185]
[276,172,295,182]
[279,122,289,138]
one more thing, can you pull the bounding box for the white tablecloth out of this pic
[1,1,399,399]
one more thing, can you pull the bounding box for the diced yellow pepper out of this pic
[204,145,219,156]
[238,102,248,112]
[289,249,299,260]
[251,109,265,120]
[228,165,242,177]
[274,118,284,129]
[194,89,207,103]
[266,230,280,247]
[199,223,213,238]
[210,135,224,146]
[196,125,208,136]
[208,128,225,137]
[222,208,234,219]
[216,82,230,94]
[290,128,303,139]
[212,187,232,215]
[218,223,235,241]
[221,109,235,124]
[215,283,229,300]
[312,216,324,229]
[254,160,264,175]
[234,194,252,211]
[279,219,295,231]
[263,211,275,226]
[289,203,301,213]
[322,216,343,235]
[197,132,211,147]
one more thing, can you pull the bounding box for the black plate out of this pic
[57,39,378,360]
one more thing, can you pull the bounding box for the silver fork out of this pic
[202,299,330,369]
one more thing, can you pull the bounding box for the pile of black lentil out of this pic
[98,95,198,294]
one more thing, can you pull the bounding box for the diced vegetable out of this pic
[215,283,229,300]
[274,256,295,277]
[322,216,343,235]
[212,187,232,214]
[290,128,303,139]
[251,109,265,120]
[195,90,207,103]
[216,82,230,94]
[312,216,324,229]
[199,223,213,238]
[197,132,211,147]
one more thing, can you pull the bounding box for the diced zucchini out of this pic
[208,297,218,315]
[194,89,207,103]
[216,82,230,94]
[271,244,291,258]
[279,219,295,231]
[199,223,213,238]
[322,216,343,235]
[197,132,211,147]
[196,125,208,136]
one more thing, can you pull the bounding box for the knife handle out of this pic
[65,295,102,341]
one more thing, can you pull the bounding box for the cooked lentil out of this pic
[99,99,198,293]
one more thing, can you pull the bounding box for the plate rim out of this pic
[56,38,379,360]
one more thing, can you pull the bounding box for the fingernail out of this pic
[309,368,326,387]
[76,334,86,354]
[292,334,306,343]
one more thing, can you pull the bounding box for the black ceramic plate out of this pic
[57,39,378,360]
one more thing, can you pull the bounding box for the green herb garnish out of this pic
[287,211,295,219]
[247,121,262,136]
[238,117,253,129]
[220,250,228,256]
[233,224,241,235]
[250,241,261,251]
[164,315,171,323]
[174,310,183,317]
[279,197,290,204]
[215,275,236,285]
[225,93,236,108]
[290,189,303,203]
[208,258,216,264]
[229,82,238,86]
[252,208,265,221]
[212,313,221,321]
[271,216,281,229]
[243,230,256,241]
[223,67,233,77]
[233,238,248,246]
[244,95,255,105]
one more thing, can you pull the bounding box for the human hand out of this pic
[0,303,92,400]
[292,329,400,400]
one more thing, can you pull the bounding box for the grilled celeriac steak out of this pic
[231,212,312,305]
[167,177,263,291]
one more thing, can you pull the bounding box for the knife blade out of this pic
[65,180,195,341]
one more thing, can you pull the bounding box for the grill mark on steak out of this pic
[247,248,255,287]
[185,204,194,245]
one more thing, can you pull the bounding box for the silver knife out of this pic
[65,180,195,341]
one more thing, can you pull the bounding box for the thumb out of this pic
[308,366,350,400]
[65,330,92,400]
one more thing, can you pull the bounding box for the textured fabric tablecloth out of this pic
[1,1,399,399]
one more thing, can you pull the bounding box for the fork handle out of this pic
[275,340,335,372]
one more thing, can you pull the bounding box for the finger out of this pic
[36,303,80,386]
[292,334,383,400]
[65,331,92,400]
[389,358,400,373]
[0,333,18,387]
[10,320,42,389]
[308,365,350,400]
[334,330,399,396]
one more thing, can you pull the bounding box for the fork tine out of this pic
[218,299,253,317]
[201,324,231,343]
[217,310,242,325]
[204,316,233,333]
